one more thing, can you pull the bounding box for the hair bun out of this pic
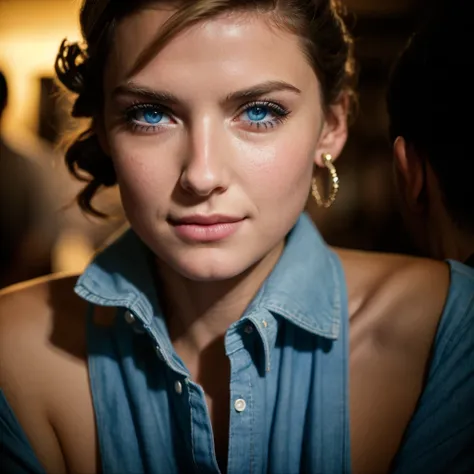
[55,39,88,94]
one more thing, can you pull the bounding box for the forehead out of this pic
[105,7,317,94]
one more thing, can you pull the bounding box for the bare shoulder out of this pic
[332,249,452,473]
[334,248,449,339]
[0,274,90,472]
[0,273,87,364]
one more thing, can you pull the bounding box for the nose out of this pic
[179,116,229,197]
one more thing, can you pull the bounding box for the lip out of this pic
[168,214,245,242]
[169,214,243,225]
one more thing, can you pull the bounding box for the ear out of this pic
[393,136,425,212]
[314,92,349,167]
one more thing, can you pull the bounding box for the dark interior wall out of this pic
[309,0,426,254]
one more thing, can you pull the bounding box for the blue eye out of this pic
[246,106,269,122]
[238,101,289,129]
[134,107,171,125]
[142,109,163,124]
[125,104,172,131]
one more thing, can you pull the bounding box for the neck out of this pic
[156,241,284,354]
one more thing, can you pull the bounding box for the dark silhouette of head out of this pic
[387,0,474,261]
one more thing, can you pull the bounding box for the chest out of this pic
[50,315,429,474]
[75,320,351,474]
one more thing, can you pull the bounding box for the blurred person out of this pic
[0,70,56,288]
[387,1,474,267]
[0,2,473,474]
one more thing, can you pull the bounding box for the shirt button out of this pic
[244,325,254,334]
[174,381,183,395]
[262,320,268,328]
[155,346,165,361]
[124,310,135,324]
[234,398,246,412]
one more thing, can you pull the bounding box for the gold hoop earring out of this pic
[311,153,339,208]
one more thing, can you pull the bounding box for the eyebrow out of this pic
[111,83,180,106]
[111,80,301,106]
[225,80,301,103]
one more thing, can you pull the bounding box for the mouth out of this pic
[169,214,244,226]
[168,214,246,242]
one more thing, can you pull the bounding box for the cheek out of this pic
[110,137,178,195]
[234,133,315,202]
[112,136,179,186]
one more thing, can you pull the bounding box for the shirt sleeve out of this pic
[391,262,474,473]
[0,390,46,474]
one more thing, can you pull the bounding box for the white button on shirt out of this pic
[234,398,246,412]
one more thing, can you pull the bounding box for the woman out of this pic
[1,1,473,473]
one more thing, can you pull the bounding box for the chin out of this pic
[165,248,256,282]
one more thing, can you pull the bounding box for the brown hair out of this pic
[56,0,356,217]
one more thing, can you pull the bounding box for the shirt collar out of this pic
[75,229,159,327]
[75,213,344,341]
[244,213,343,340]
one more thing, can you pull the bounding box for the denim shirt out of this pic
[1,213,474,474]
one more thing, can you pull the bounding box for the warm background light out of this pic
[0,0,81,140]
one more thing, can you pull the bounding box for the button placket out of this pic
[234,398,247,412]
[247,312,276,373]
[226,328,255,474]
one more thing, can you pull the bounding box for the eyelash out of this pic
[122,100,291,134]
[123,102,173,134]
[237,101,290,129]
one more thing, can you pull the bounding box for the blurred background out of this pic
[0,0,427,289]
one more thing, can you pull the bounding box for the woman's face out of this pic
[102,8,347,281]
